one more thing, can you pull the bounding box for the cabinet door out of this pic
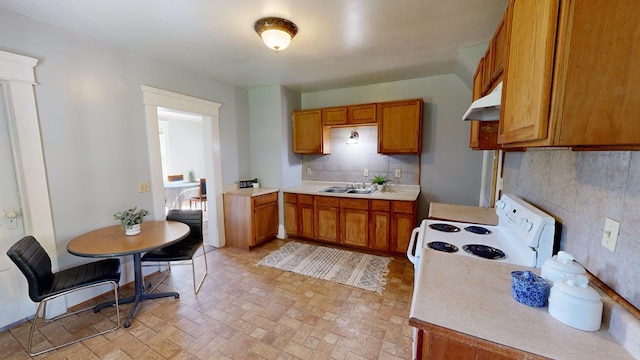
[292,109,331,154]
[469,58,484,149]
[298,195,315,239]
[283,193,298,237]
[254,200,278,246]
[340,199,369,248]
[498,0,560,145]
[490,13,507,83]
[553,0,640,147]
[347,103,376,124]
[370,211,390,251]
[377,99,423,154]
[390,201,416,253]
[322,106,347,126]
[315,197,340,243]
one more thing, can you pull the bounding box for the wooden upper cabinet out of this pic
[489,14,507,83]
[552,0,640,148]
[322,103,377,126]
[500,0,640,149]
[498,0,559,146]
[322,106,347,126]
[348,103,376,124]
[377,99,423,154]
[292,109,331,154]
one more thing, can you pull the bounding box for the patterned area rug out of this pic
[257,241,392,294]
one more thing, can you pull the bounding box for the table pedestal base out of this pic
[93,253,179,328]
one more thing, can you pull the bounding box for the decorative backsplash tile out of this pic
[301,126,419,185]
[503,149,640,310]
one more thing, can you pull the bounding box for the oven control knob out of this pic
[520,219,533,232]
[495,200,505,210]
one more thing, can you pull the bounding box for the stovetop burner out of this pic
[427,241,459,253]
[462,244,506,260]
[464,226,492,235]
[429,223,461,233]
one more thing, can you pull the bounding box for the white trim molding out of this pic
[140,85,226,247]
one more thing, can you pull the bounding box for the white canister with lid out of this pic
[541,251,586,283]
[548,275,603,331]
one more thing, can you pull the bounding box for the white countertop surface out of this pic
[409,248,634,359]
[283,181,420,201]
[224,187,279,197]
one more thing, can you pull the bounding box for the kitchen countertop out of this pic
[224,187,279,197]
[409,249,634,359]
[283,181,420,201]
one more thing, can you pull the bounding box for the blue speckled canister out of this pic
[511,270,551,307]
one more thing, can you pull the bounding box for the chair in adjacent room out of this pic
[141,209,208,294]
[167,174,184,182]
[6,236,121,356]
[189,177,207,211]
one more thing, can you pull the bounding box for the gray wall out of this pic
[503,149,640,309]
[301,74,484,218]
[0,8,249,266]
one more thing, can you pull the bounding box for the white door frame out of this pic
[0,50,56,259]
[141,86,225,247]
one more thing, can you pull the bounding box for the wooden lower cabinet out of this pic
[283,193,299,236]
[415,326,545,360]
[298,195,315,239]
[224,191,279,250]
[369,200,391,251]
[340,198,369,247]
[283,193,417,254]
[315,196,340,243]
[390,201,418,253]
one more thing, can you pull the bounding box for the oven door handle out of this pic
[407,226,420,265]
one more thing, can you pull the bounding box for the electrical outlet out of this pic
[364,169,369,176]
[137,182,150,193]
[306,167,312,175]
[395,169,401,178]
[602,218,620,252]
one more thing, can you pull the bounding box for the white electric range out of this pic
[406,194,557,358]
[407,194,557,275]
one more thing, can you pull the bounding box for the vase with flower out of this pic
[113,207,150,235]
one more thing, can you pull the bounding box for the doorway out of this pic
[157,107,206,210]
[141,86,225,247]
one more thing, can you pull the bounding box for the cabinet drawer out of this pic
[284,192,297,203]
[316,196,339,207]
[298,194,314,205]
[254,192,278,207]
[340,198,369,210]
[371,200,390,212]
[392,201,415,214]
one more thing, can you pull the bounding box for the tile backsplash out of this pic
[502,149,640,310]
[301,126,419,185]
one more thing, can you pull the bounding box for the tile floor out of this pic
[1,238,415,359]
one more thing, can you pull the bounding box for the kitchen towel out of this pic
[257,241,391,294]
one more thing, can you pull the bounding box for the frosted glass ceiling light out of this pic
[254,17,298,52]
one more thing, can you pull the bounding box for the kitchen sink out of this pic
[319,187,374,195]
[319,187,350,193]
[346,188,374,195]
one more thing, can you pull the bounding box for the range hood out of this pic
[462,82,502,121]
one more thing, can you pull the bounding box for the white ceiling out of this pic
[0,0,508,92]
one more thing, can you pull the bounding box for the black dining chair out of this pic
[6,235,121,356]
[141,209,208,294]
[189,178,207,211]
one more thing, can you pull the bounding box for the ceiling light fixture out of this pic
[346,130,359,145]
[254,17,298,52]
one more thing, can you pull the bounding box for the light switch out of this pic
[137,182,150,192]
[602,218,620,252]
[395,169,401,178]
[364,169,369,176]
